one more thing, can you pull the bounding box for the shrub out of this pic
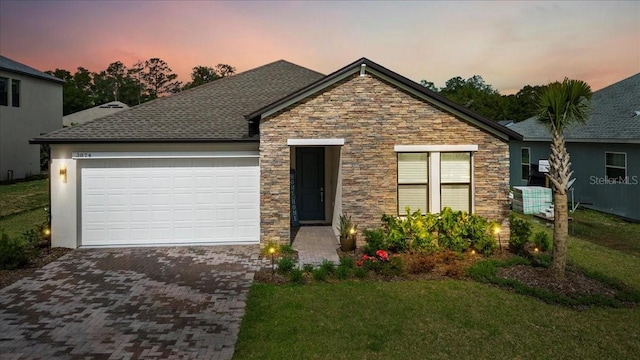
[276,257,295,274]
[405,254,436,274]
[363,229,387,256]
[509,214,532,252]
[532,231,551,252]
[302,263,315,273]
[379,256,404,277]
[0,232,30,270]
[335,264,351,280]
[279,244,295,255]
[319,260,335,275]
[353,266,368,279]
[289,268,305,284]
[339,256,355,269]
[312,267,329,282]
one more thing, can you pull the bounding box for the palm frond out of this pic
[536,78,592,133]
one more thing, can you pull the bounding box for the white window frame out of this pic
[395,145,476,214]
[440,152,472,213]
[605,152,627,183]
[521,147,530,181]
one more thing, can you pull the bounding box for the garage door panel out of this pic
[81,157,259,246]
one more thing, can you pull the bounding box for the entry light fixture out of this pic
[60,164,67,183]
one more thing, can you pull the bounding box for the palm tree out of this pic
[537,78,592,278]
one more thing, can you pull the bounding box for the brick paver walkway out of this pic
[0,246,266,360]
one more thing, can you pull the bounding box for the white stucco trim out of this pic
[71,151,259,159]
[287,139,345,146]
[394,145,478,152]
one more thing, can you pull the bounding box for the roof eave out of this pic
[29,137,260,145]
[0,67,65,84]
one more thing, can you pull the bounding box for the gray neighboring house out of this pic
[63,101,129,127]
[0,55,64,181]
[508,73,640,221]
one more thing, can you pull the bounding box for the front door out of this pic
[296,147,325,221]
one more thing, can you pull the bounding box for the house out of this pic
[507,73,640,221]
[63,101,129,126]
[31,58,521,249]
[0,55,64,181]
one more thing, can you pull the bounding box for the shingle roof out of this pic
[32,60,324,143]
[0,55,64,84]
[509,73,640,143]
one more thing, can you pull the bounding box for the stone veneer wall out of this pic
[260,73,511,245]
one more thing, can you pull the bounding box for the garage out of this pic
[79,155,259,247]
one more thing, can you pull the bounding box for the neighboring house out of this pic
[32,58,521,249]
[507,73,640,221]
[0,55,64,181]
[63,101,129,126]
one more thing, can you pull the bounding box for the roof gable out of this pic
[32,60,324,143]
[509,73,640,144]
[248,58,522,141]
[0,55,64,84]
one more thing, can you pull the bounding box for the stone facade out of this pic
[260,73,510,245]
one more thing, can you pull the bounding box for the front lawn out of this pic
[235,209,640,359]
[235,281,640,359]
[0,179,49,239]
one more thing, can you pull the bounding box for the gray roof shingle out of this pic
[32,60,324,143]
[509,73,640,143]
[0,55,65,84]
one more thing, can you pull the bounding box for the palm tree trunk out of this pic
[550,192,568,278]
[549,129,570,278]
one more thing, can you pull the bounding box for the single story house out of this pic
[1,55,63,181]
[32,58,521,249]
[507,73,640,221]
[63,101,129,127]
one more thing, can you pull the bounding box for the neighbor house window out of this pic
[440,153,471,212]
[0,77,7,106]
[11,79,20,107]
[397,153,428,214]
[605,152,626,182]
[521,147,530,181]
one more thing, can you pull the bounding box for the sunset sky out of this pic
[1,0,638,94]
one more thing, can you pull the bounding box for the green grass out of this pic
[0,179,49,239]
[235,281,640,359]
[236,209,640,359]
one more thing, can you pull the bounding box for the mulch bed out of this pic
[0,248,73,289]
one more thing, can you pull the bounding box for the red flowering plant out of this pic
[356,250,390,267]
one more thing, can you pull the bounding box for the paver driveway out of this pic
[0,246,265,360]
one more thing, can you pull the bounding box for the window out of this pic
[396,147,475,215]
[11,79,20,107]
[440,153,471,212]
[397,153,428,214]
[521,148,530,181]
[0,77,7,106]
[605,152,626,182]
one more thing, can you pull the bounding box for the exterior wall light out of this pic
[60,164,67,183]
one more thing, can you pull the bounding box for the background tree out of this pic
[183,64,236,90]
[46,68,93,115]
[141,58,181,99]
[536,78,592,278]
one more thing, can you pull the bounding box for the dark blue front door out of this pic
[296,147,324,221]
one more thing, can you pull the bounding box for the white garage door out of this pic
[80,157,259,247]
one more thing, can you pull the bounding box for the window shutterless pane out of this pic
[606,153,625,167]
[440,152,470,183]
[398,153,428,183]
[441,184,470,212]
[11,79,20,107]
[398,185,428,214]
[521,148,530,164]
[606,167,626,181]
[521,165,530,181]
[0,77,7,106]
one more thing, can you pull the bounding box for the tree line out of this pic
[421,75,544,122]
[46,58,235,115]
